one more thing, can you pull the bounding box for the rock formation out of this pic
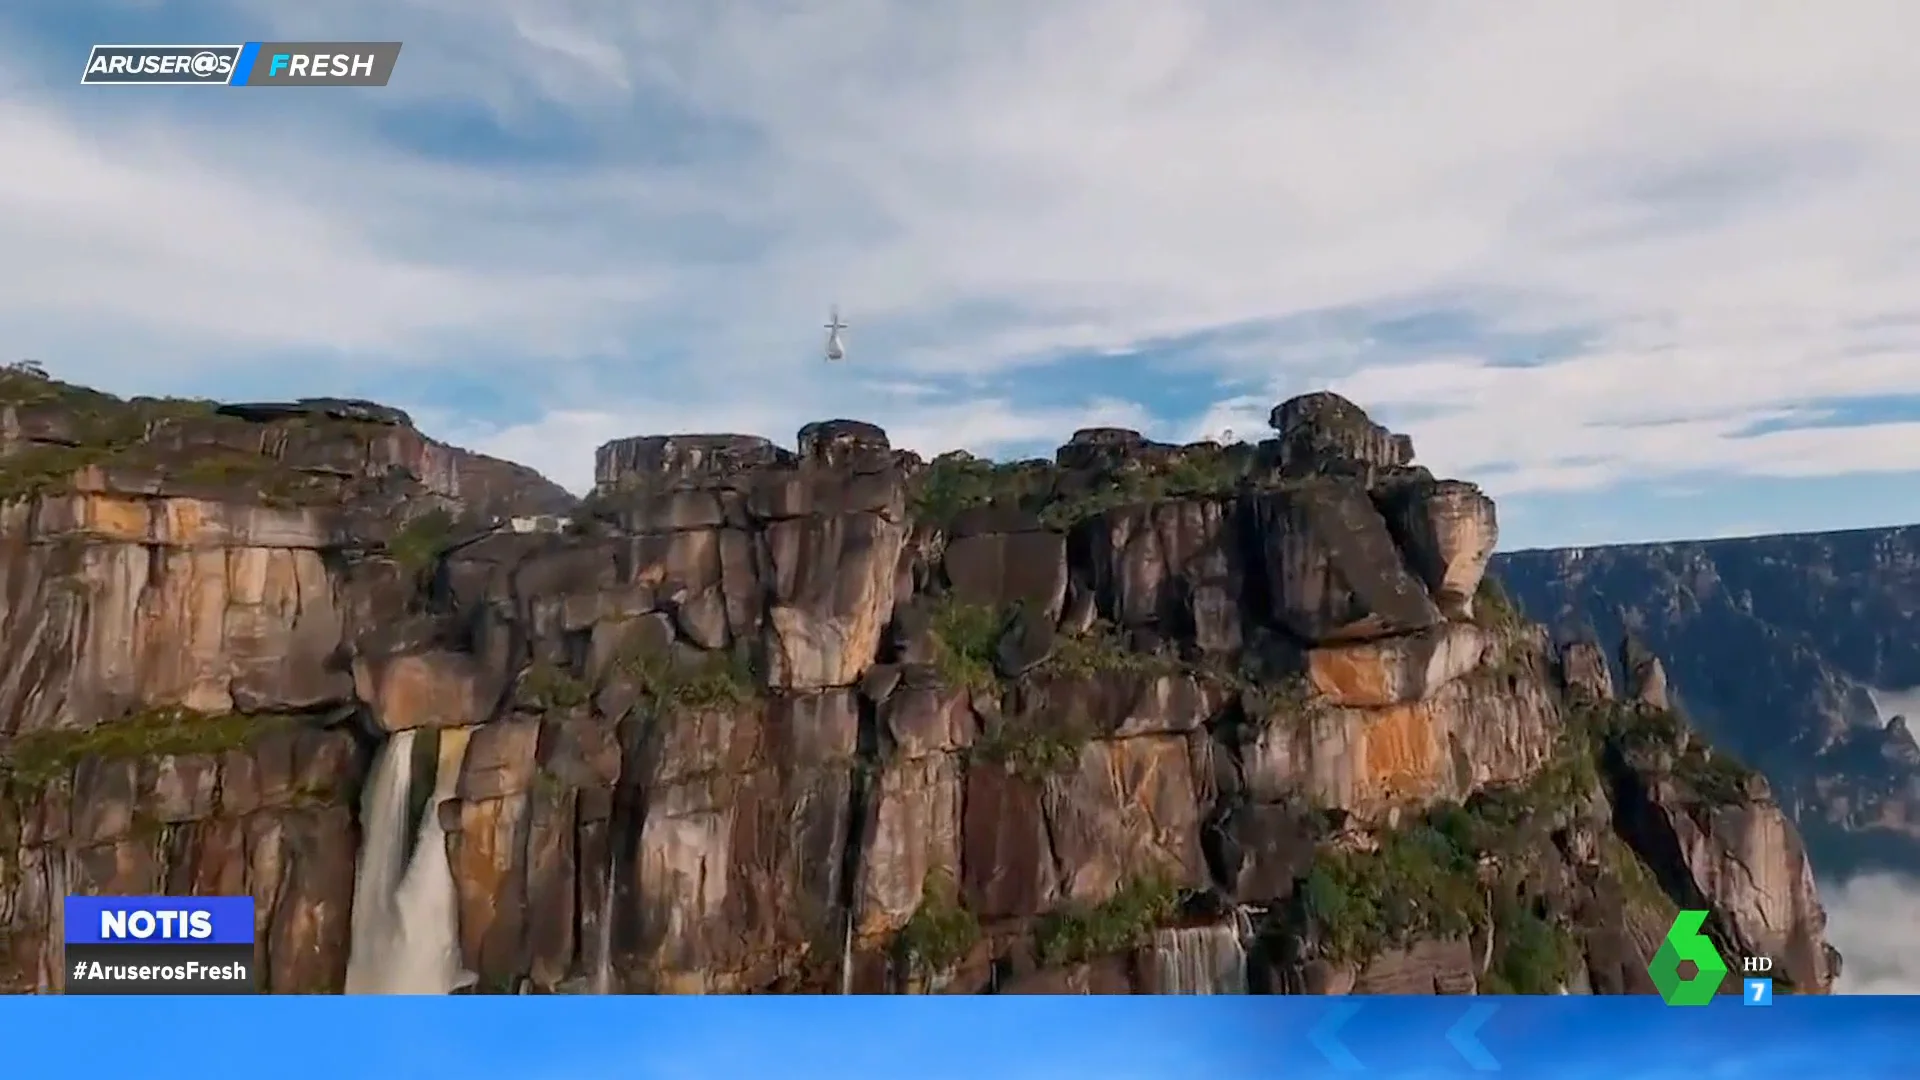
[1495,529,1920,878]
[0,371,1841,995]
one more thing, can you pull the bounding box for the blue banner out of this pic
[0,995,1912,1079]
[64,896,255,945]
[1215,994,1917,1075]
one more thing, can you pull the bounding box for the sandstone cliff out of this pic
[0,372,1841,995]
[1495,531,1920,878]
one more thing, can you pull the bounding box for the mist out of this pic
[1865,685,1920,727]
[1823,873,1920,993]
[1817,688,1920,994]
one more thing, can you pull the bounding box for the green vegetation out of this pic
[1528,717,1606,814]
[907,444,1255,531]
[0,369,131,415]
[1577,698,1759,807]
[1471,575,1523,633]
[925,607,1185,778]
[1199,650,1320,729]
[1037,449,1250,529]
[1300,822,1481,961]
[924,598,1181,698]
[1479,636,1535,684]
[1246,670,1320,725]
[1038,621,1182,679]
[0,373,238,502]
[1602,833,1674,915]
[616,640,761,712]
[516,661,592,711]
[0,370,387,509]
[1298,806,1584,991]
[171,452,271,487]
[893,872,980,977]
[926,597,1005,693]
[1293,702,1610,976]
[908,455,1055,525]
[572,489,617,529]
[1479,896,1580,994]
[969,715,1090,781]
[0,706,300,790]
[1033,873,1182,968]
[0,446,109,502]
[388,508,457,573]
[165,449,335,507]
[1673,743,1757,806]
[1276,681,1659,990]
[1605,702,1687,757]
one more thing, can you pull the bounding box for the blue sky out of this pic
[2,995,1914,1079]
[6,1,1920,548]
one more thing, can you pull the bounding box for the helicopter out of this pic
[824,306,847,362]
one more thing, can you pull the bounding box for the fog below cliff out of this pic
[1822,873,1920,994]
[1866,686,1920,727]
[1819,684,1920,994]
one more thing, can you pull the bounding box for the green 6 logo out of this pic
[1649,910,1728,1005]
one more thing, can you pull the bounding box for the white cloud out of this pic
[1823,873,1920,994]
[6,0,1920,503]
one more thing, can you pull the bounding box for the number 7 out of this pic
[1751,983,1762,1001]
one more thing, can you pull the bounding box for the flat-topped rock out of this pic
[594,433,791,491]
[1065,427,1148,448]
[218,398,413,427]
[1268,391,1414,473]
[1056,427,1182,472]
[797,419,892,470]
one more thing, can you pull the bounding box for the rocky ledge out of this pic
[0,370,1841,995]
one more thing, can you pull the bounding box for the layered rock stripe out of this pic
[0,373,1841,994]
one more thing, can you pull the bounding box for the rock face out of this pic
[1494,529,1920,878]
[0,375,1840,996]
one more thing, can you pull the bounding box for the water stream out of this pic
[590,855,616,995]
[1149,921,1249,994]
[344,728,475,994]
[839,910,854,995]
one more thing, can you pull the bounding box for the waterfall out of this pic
[344,730,412,992]
[49,850,70,993]
[839,911,854,995]
[344,728,475,994]
[590,855,615,995]
[1150,922,1249,994]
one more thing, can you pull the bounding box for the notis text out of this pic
[99,909,215,940]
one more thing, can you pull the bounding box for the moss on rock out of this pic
[0,706,303,791]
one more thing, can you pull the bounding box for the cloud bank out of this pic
[6,1,1920,544]
[1823,872,1920,994]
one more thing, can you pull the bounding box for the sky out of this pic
[4,993,1915,1080]
[6,2,1920,551]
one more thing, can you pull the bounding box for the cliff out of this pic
[0,371,1842,995]
[1494,531,1920,878]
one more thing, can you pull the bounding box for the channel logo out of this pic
[1649,909,1729,1006]
[81,42,402,86]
